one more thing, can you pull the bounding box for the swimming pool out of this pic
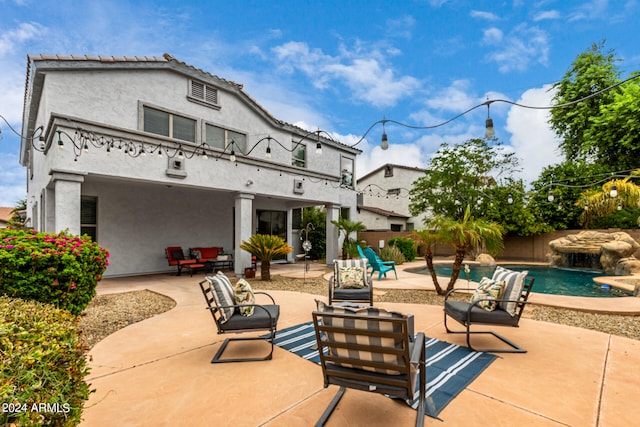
[407,264,632,298]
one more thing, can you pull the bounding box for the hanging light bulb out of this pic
[507,194,513,204]
[381,121,389,150]
[484,101,496,139]
[229,148,236,162]
[157,144,163,157]
[177,150,184,160]
[265,145,271,159]
[315,130,323,154]
[57,131,64,150]
[610,184,618,198]
[202,150,208,160]
[547,190,554,202]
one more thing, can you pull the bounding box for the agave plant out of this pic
[239,234,292,281]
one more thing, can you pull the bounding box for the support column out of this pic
[325,204,340,264]
[50,171,85,236]
[234,193,254,276]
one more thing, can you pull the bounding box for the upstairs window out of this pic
[189,80,219,106]
[205,124,246,152]
[292,144,306,168]
[143,106,196,142]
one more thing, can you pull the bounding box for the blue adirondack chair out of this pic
[362,247,398,281]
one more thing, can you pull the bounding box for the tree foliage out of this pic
[529,161,609,230]
[300,207,326,260]
[577,176,640,228]
[549,41,620,162]
[409,138,520,221]
[583,75,640,170]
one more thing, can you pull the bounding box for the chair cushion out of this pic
[338,266,366,288]
[316,300,408,375]
[492,266,528,316]
[220,305,279,331]
[234,278,255,316]
[445,300,518,326]
[470,277,506,312]
[206,272,236,323]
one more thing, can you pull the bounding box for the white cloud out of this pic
[482,27,503,44]
[484,24,550,73]
[533,10,561,21]
[271,41,421,108]
[505,84,562,185]
[568,0,609,21]
[470,10,500,21]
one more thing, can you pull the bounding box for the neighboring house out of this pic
[0,207,13,228]
[357,163,430,231]
[19,54,360,277]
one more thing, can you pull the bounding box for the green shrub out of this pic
[379,245,406,265]
[0,296,92,426]
[0,229,109,315]
[387,237,417,261]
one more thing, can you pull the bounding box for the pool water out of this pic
[409,264,631,298]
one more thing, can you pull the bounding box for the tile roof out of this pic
[358,205,410,218]
[0,207,14,223]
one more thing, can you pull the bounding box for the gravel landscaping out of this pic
[78,274,640,349]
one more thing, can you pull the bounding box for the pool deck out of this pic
[80,261,640,426]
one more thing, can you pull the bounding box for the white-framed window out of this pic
[143,106,196,142]
[292,144,306,168]
[204,124,246,151]
[188,80,219,107]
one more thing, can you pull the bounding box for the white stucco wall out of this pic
[358,165,430,230]
[22,57,360,276]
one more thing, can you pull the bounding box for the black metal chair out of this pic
[312,307,426,427]
[328,259,374,306]
[199,276,279,363]
[444,274,535,353]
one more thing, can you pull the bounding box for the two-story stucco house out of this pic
[19,54,360,277]
[357,163,430,231]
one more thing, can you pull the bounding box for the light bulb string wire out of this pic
[349,73,640,147]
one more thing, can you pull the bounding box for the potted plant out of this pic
[239,234,292,281]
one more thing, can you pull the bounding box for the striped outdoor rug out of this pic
[270,321,497,418]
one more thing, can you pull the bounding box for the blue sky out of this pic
[1,0,640,207]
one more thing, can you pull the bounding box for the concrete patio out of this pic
[81,262,640,426]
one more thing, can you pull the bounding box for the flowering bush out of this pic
[0,296,91,426]
[0,229,109,315]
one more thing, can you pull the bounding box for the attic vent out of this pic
[190,80,218,106]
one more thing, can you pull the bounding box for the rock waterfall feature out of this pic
[549,231,640,275]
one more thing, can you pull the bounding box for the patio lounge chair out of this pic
[362,246,398,281]
[199,274,280,363]
[166,246,199,276]
[443,267,535,353]
[312,304,426,427]
[328,259,373,306]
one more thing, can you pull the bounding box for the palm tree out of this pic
[239,234,292,281]
[330,217,366,259]
[578,177,640,227]
[414,205,503,295]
